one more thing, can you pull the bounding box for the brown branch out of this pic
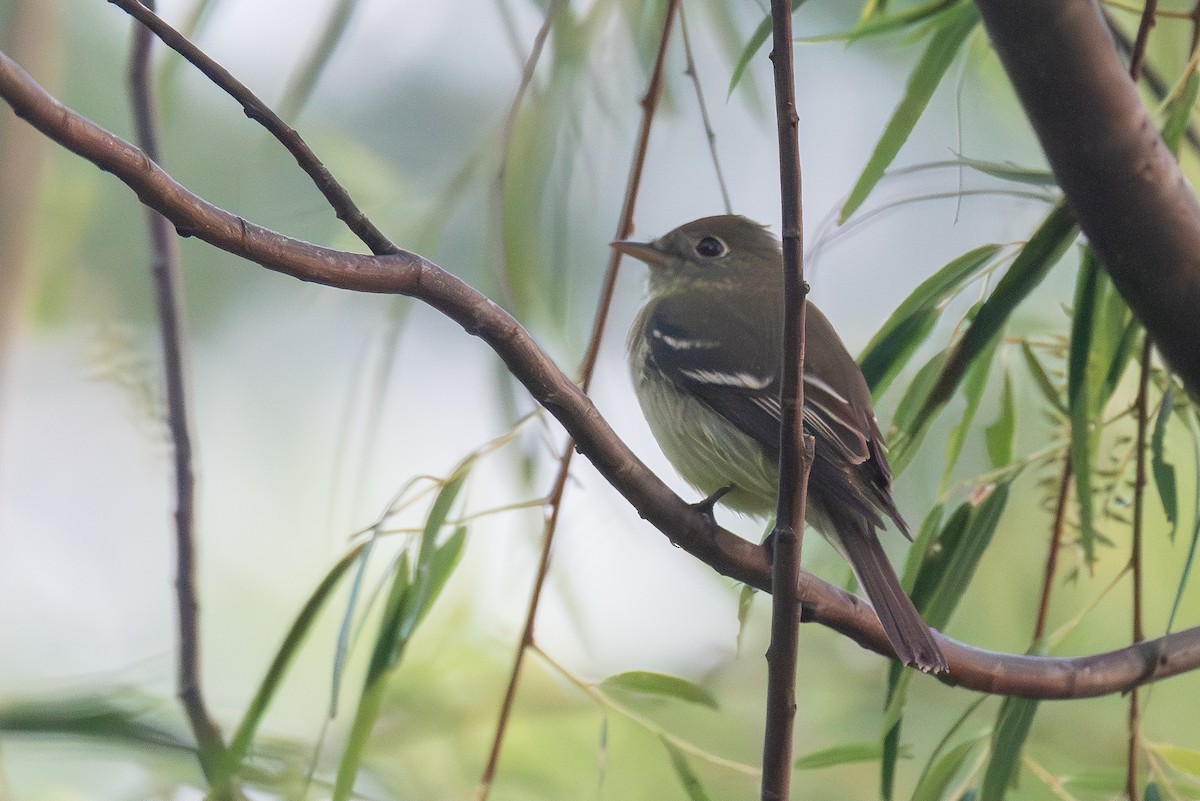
[8,47,1200,698]
[126,5,229,792]
[1129,0,1159,79]
[761,0,809,798]
[106,0,398,256]
[974,0,1200,400]
[1127,336,1153,801]
[678,4,732,215]
[474,4,566,797]
[476,3,678,797]
[1034,455,1072,642]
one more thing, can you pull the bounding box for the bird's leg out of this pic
[690,485,733,521]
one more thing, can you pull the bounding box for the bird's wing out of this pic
[644,292,872,467]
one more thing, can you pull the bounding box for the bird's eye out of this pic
[694,236,727,258]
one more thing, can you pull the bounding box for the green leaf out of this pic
[795,740,906,770]
[954,155,1057,186]
[1168,407,1200,632]
[333,473,470,800]
[1067,249,1102,562]
[985,369,1016,469]
[1151,382,1178,540]
[727,0,806,95]
[799,0,962,43]
[940,332,999,491]
[0,694,193,754]
[1162,72,1200,155]
[912,483,1009,632]
[888,348,950,476]
[911,735,986,801]
[861,244,1002,397]
[602,671,718,710]
[1019,341,1066,417]
[225,543,365,774]
[980,697,1039,801]
[897,202,1077,468]
[840,2,979,221]
[736,583,757,656]
[661,737,714,801]
[1145,781,1165,801]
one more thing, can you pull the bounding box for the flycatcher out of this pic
[616,214,947,673]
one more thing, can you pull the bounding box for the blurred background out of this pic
[2,0,1199,799]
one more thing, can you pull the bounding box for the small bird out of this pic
[615,214,947,673]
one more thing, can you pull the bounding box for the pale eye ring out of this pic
[694,236,728,258]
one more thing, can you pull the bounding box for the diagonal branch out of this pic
[975,0,1200,399]
[6,48,1200,698]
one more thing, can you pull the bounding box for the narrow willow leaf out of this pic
[1168,407,1200,631]
[602,671,718,710]
[953,155,1057,186]
[900,503,946,589]
[880,504,950,799]
[333,549,411,801]
[727,0,806,95]
[980,697,1039,801]
[661,737,715,801]
[799,0,962,43]
[911,736,986,801]
[1162,72,1200,155]
[1152,383,1178,540]
[840,2,979,221]
[1019,341,1066,417]
[861,244,1002,397]
[736,584,756,656]
[940,334,999,491]
[906,203,1077,466]
[795,740,904,769]
[889,349,950,475]
[334,473,469,800]
[913,484,1009,632]
[0,694,192,754]
[1067,249,1103,563]
[985,370,1016,469]
[226,544,365,773]
[1147,743,1200,777]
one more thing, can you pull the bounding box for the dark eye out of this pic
[694,236,727,258]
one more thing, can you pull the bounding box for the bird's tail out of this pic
[836,526,947,674]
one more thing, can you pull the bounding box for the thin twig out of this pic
[679,4,732,214]
[762,0,808,798]
[1129,0,1159,80]
[107,0,399,256]
[1034,454,1072,641]
[1127,336,1153,801]
[474,4,680,798]
[126,2,229,792]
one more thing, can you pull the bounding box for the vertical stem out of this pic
[127,2,228,790]
[1126,337,1152,801]
[1033,454,1072,641]
[762,0,809,798]
[475,3,680,798]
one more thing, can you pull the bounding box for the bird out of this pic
[615,214,947,673]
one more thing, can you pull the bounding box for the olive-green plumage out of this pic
[618,215,947,673]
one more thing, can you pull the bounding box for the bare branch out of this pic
[126,5,228,790]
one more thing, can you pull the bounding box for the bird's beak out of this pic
[610,239,674,268]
